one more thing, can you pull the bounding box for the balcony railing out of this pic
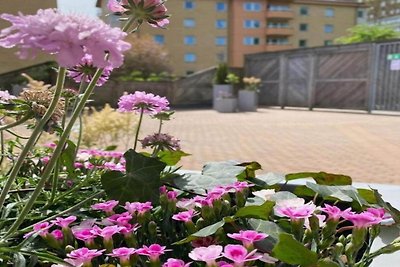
[266,10,294,19]
[266,27,294,36]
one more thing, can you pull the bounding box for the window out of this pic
[243,36,260,45]
[216,19,227,29]
[299,23,308,31]
[325,8,334,17]
[324,24,334,33]
[267,37,289,45]
[184,35,196,45]
[184,53,197,62]
[324,40,333,46]
[243,20,260,28]
[215,36,227,46]
[243,2,261,11]
[216,2,227,11]
[267,22,289,28]
[268,4,290,11]
[357,10,365,18]
[183,18,195,27]
[299,39,307,47]
[184,0,195,9]
[153,34,165,45]
[300,6,308,15]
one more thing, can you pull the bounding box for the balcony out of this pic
[266,27,294,36]
[266,10,294,19]
[266,43,294,52]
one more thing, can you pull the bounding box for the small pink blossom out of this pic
[274,198,316,220]
[163,258,191,267]
[222,245,262,266]
[342,208,385,228]
[108,247,136,262]
[176,198,197,210]
[67,247,105,265]
[189,245,223,266]
[227,230,268,248]
[137,244,170,261]
[124,201,153,214]
[24,222,53,238]
[172,210,197,223]
[320,204,347,221]
[90,225,123,241]
[91,200,119,214]
[227,182,254,192]
[50,229,64,240]
[51,215,77,228]
[118,91,170,115]
[120,223,140,236]
[106,212,132,226]
[72,228,96,242]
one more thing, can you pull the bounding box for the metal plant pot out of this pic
[238,90,258,112]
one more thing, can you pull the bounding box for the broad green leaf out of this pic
[173,220,225,245]
[252,172,286,186]
[374,189,400,224]
[101,149,166,204]
[158,150,191,166]
[317,259,340,267]
[202,161,246,179]
[235,201,275,220]
[286,172,352,186]
[60,140,77,177]
[269,191,298,202]
[272,233,318,267]
[357,188,377,204]
[236,161,262,180]
[104,145,118,151]
[248,219,283,240]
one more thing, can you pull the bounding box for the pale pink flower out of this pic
[208,187,228,199]
[118,91,170,115]
[51,258,82,267]
[227,230,268,248]
[0,90,15,102]
[218,262,234,267]
[51,215,77,228]
[225,182,254,192]
[91,200,119,213]
[163,258,191,267]
[67,247,105,265]
[124,201,153,214]
[222,245,262,266]
[106,212,132,226]
[24,222,53,238]
[72,228,96,242]
[252,189,275,201]
[50,229,64,241]
[67,54,113,86]
[90,225,123,241]
[274,198,316,220]
[320,204,347,221]
[137,244,170,261]
[172,210,197,223]
[120,223,140,236]
[193,196,214,207]
[189,245,223,265]
[0,9,130,68]
[258,253,278,264]
[176,198,197,210]
[342,208,385,228]
[108,247,136,262]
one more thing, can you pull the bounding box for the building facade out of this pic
[0,0,57,74]
[101,0,365,75]
[367,0,400,31]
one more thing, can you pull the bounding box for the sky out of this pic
[57,0,101,17]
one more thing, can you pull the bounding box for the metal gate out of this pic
[373,42,400,111]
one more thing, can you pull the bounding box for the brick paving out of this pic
[141,108,400,184]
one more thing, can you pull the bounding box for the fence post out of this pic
[278,54,287,109]
[367,43,379,113]
[307,53,317,110]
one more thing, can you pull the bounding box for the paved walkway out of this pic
[141,108,400,184]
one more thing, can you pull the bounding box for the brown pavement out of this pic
[141,108,400,184]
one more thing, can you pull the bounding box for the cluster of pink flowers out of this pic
[0,9,130,68]
[118,91,170,115]
[107,0,169,28]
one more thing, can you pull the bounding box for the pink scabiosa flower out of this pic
[91,200,119,215]
[67,54,113,86]
[222,245,262,267]
[108,247,136,265]
[124,201,153,215]
[137,244,170,262]
[189,245,223,266]
[118,91,169,115]
[24,222,53,238]
[51,215,77,229]
[107,0,170,29]
[342,208,385,228]
[227,230,268,249]
[141,133,181,151]
[274,198,316,220]
[67,247,105,266]
[163,258,191,267]
[172,210,197,223]
[0,9,130,68]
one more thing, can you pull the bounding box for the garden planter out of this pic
[214,98,237,113]
[213,84,233,109]
[238,90,258,112]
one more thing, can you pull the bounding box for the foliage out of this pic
[213,63,229,84]
[336,24,400,44]
[243,76,261,91]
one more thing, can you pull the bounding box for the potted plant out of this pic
[214,91,238,113]
[213,63,233,109]
[239,76,261,112]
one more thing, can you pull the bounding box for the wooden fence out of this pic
[244,40,400,112]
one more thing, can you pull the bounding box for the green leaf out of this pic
[272,233,318,267]
[60,140,77,176]
[286,172,352,186]
[317,259,340,267]
[158,150,191,166]
[104,145,118,151]
[357,188,377,204]
[254,172,286,186]
[202,161,246,179]
[374,189,400,224]
[236,161,262,180]
[173,220,225,245]
[101,149,166,204]
[248,219,283,240]
[235,201,275,220]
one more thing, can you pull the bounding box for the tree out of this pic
[336,24,400,44]
[111,34,172,80]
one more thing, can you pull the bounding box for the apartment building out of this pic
[100,0,365,75]
[367,0,400,30]
[0,0,57,74]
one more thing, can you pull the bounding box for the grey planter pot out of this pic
[238,90,258,112]
[213,84,233,109]
[214,98,237,113]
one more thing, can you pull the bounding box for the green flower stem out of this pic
[4,129,30,139]
[0,67,67,212]
[71,79,86,113]
[3,68,103,239]
[0,128,4,166]
[0,113,32,131]
[133,108,144,151]
[122,16,137,32]
[158,119,163,134]
[62,98,69,129]
[75,114,83,157]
